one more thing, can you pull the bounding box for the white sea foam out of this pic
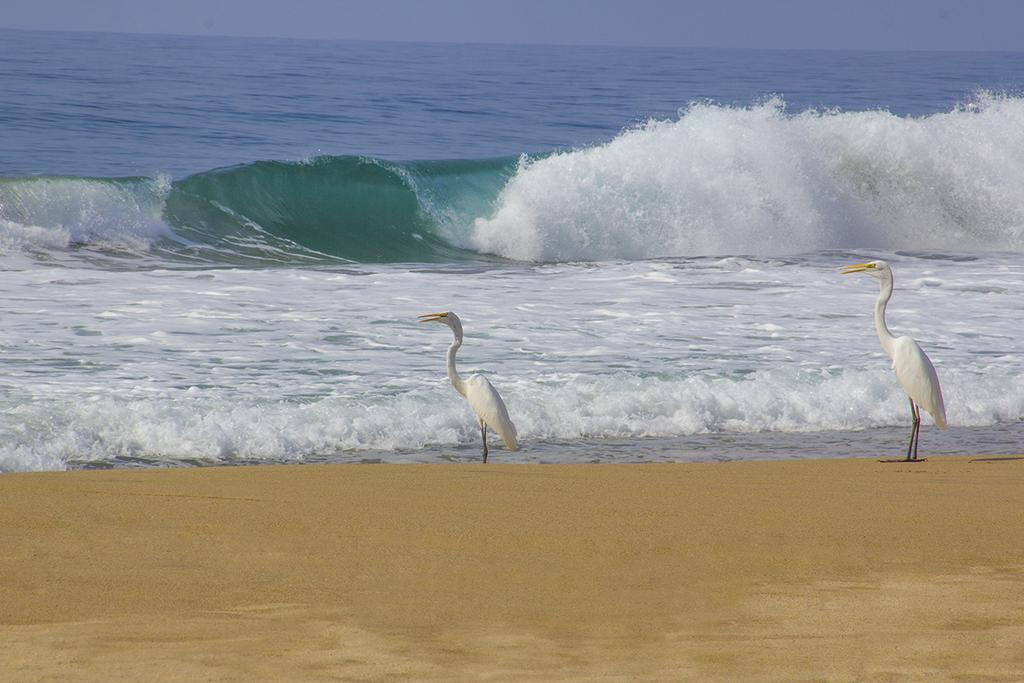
[473,96,1024,260]
[0,176,170,252]
[0,255,1021,470]
[0,218,71,251]
[2,364,1020,472]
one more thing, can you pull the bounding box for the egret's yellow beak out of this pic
[841,262,875,275]
[418,312,448,323]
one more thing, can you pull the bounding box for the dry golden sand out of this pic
[2,457,1024,681]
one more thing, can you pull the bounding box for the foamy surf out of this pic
[8,363,1022,471]
[1,255,1021,471]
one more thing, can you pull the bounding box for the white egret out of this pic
[841,260,947,461]
[418,311,518,463]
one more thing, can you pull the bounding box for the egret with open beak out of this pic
[419,311,518,463]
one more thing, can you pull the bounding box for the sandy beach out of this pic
[2,456,1024,681]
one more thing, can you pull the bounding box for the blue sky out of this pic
[3,0,1024,51]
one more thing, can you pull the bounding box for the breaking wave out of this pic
[474,95,1024,260]
[4,96,1024,264]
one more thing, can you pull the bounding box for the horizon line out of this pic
[2,24,1022,55]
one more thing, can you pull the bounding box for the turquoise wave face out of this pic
[0,155,519,265]
[165,156,517,263]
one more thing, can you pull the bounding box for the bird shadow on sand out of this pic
[970,456,1024,463]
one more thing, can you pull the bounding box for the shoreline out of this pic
[3,456,1024,680]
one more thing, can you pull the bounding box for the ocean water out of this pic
[1,29,1023,470]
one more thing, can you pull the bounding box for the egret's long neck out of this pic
[874,274,896,357]
[446,334,467,397]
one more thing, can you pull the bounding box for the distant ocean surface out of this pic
[1,28,1022,471]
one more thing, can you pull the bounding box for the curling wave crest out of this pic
[0,158,513,264]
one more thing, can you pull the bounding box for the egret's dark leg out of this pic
[905,397,917,461]
[481,422,488,464]
[904,398,922,461]
[911,402,921,461]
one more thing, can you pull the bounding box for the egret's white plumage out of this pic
[464,375,519,451]
[842,260,947,460]
[890,336,947,430]
[419,311,518,462]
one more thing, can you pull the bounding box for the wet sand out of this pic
[2,457,1024,681]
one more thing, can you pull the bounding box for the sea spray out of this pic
[473,96,1024,260]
